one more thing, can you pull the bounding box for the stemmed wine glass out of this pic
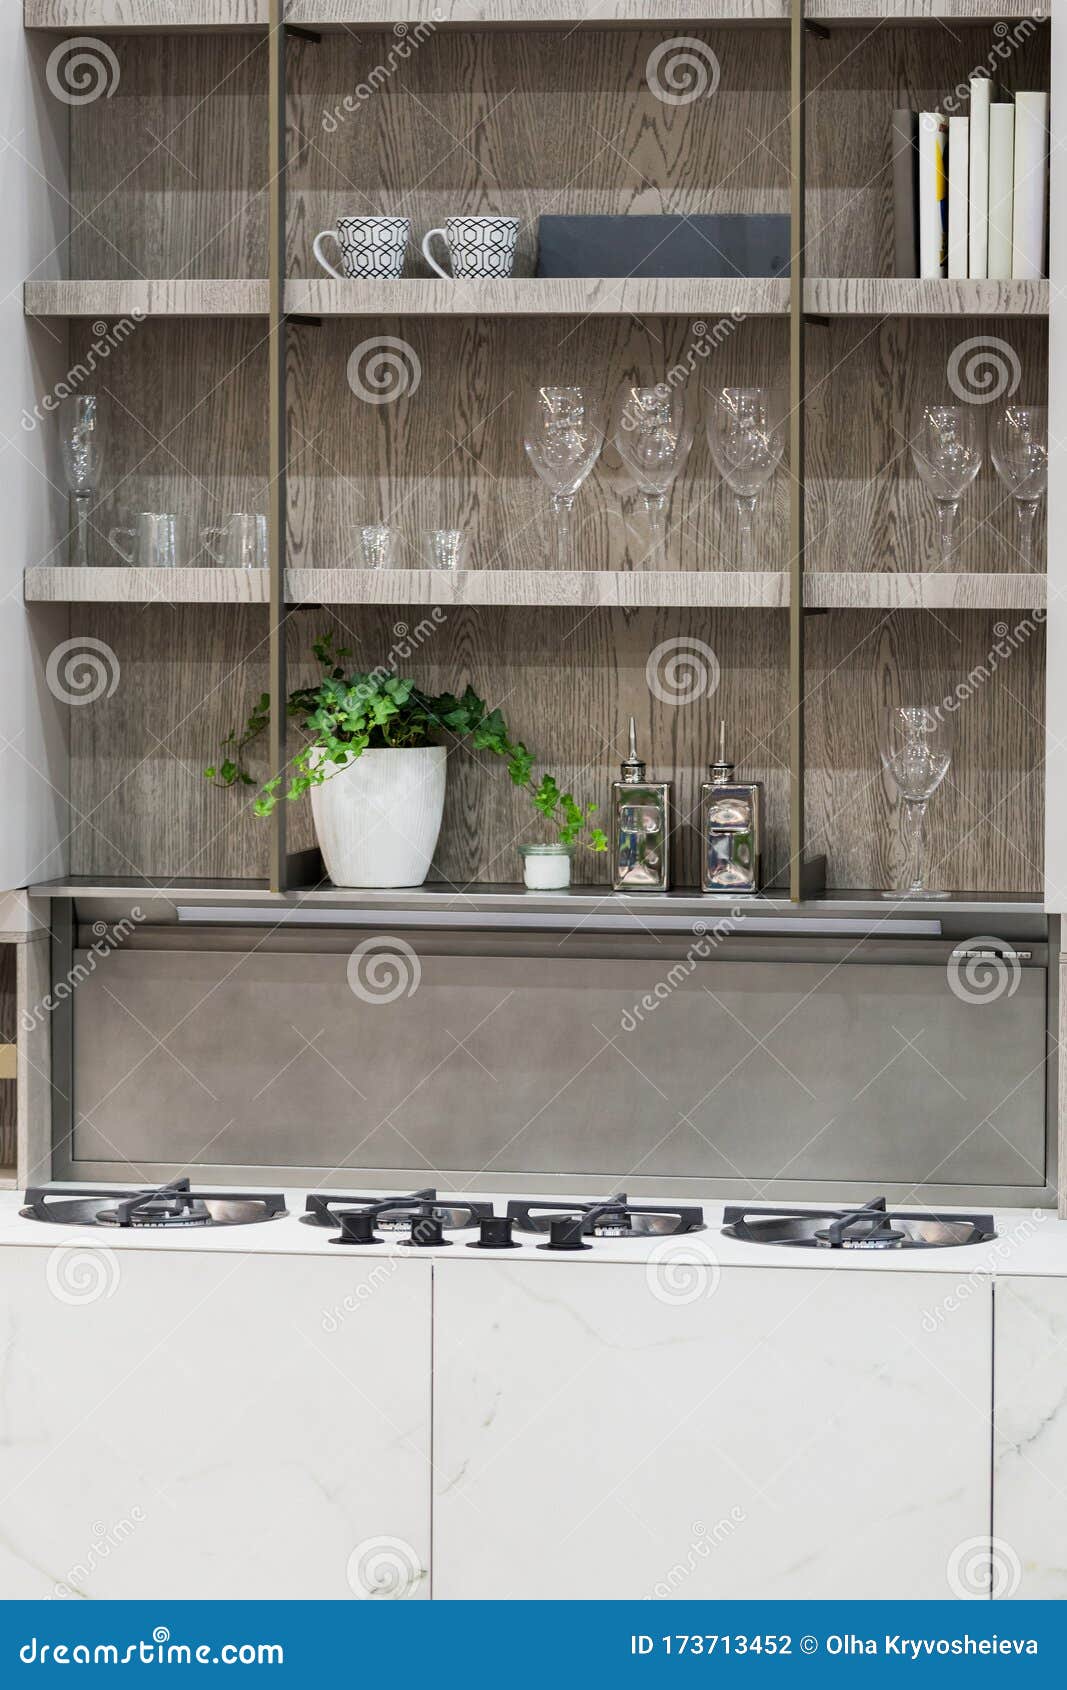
[59,395,106,569]
[878,706,954,900]
[705,387,787,567]
[612,384,693,565]
[523,386,604,568]
[910,402,983,567]
[991,404,1048,570]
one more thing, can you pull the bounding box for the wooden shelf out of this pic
[805,279,1049,317]
[805,573,1048,611]
[807,1,1046,18]
[24,1,267,27]
[286,277,790,319]
[24,567,270,603]
[286,568,788,608]
[24,280,268,318]
[24,278,1049,323]
[288,1,789,25]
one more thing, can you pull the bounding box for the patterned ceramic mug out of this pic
[313,215,411,280]
[421,215,519,280]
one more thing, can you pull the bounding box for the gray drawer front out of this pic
[70,945,1047,1189]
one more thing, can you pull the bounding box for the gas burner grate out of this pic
[304,1189,493,1234]
[722,1196,996,1251]
[508,1192,705,1243]
[21,1180,287,1229]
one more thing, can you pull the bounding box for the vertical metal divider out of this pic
[788,0,807,904]
[268,0,288,894]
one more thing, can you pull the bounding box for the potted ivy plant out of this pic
[205,635,607,889]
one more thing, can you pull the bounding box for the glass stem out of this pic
[73,495,90,569]
[1014,498,1039,570]
[935,498,960,567]
[735,495,757,568]
[901,798,928,895]
[644,493,667,568]
[551,494,575,569]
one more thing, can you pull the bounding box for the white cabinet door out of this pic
[0,1247,431,1599]
[433,1261,991,1599]
[994,1276,1067,1598]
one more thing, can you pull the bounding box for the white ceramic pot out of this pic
[309,745,447,888]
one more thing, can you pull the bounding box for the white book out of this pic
[1012,91,1049,279]
[948,117,969,279]
[918,111,948,278]
[968,77,992,279]
[987,103,1016,280]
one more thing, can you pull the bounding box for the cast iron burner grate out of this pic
[21,1179,287,1229]
[303,1189,494,1234]
[721,1196,996,1250]
[508,1192,705,1245]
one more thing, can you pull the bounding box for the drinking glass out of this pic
[201,512,268,570]
[422,528,467,571]
[358,523,400,570]
[612,384,693,564]
[991,405,1048,570]
[705,387,786,567]
[910,402,983,566]
[878,706,954,900]
[523,386,604,567]
[59,395,105,568]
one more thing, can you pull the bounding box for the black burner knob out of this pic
[540,1214,591,1252]
[330,1209,382,1246]
[468,1215,518,1250]
[404,1213,451,1248]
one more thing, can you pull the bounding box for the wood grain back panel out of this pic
[286,25,790,278]
[287,313,791,574]
[804,609,1045,893]
[69,34,268,279]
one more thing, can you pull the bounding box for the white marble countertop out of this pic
[1,1187,1064,1277]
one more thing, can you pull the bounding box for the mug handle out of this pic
[421,227,451,280]
[312,229,345,280]
[107,526,135,564]
[200,525,226,566]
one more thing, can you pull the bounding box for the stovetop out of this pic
[304,1189,707,1250]
[721,1196,997,1250]
[20,1179,287,1229]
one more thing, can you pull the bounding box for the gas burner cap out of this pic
[813,1227,907,1250]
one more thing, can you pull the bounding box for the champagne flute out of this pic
[523,385,604,567]
[705,387,786,567]
[878,705,954,899]
[612,383,693,565]
[59,395,106,569]
[910,402,983,567]
[991,404,1047,570]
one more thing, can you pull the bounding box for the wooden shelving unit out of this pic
[804,279,1049,317]
[24,567,270,602]
[25,280,269,317]
[24,1,268,26]
[805,573,1048,611]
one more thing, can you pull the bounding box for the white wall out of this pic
[0,22,70,891]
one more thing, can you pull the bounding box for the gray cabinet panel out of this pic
[71,944,1046,1188]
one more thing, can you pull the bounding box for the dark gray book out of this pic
[891,109,920,278]
[535,214,790,279]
